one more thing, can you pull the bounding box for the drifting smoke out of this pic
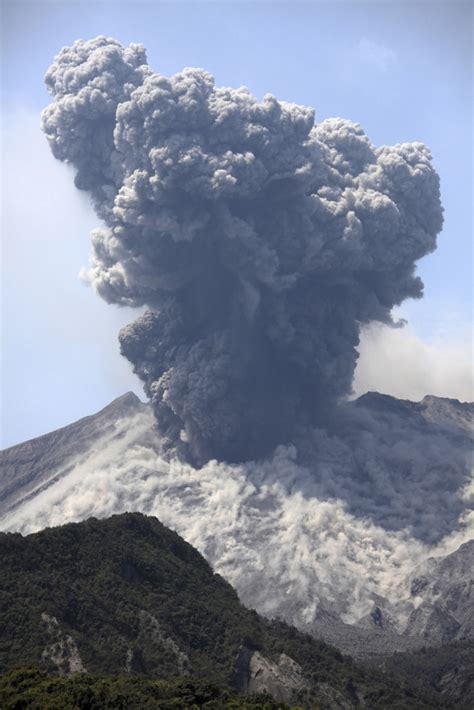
[42,36,443,464]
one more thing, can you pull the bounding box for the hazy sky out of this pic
[2,0,472,447]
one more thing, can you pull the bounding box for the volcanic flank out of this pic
[42,36,443,465]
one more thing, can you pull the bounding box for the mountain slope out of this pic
[379,640,474,710]
[1,392,472,660]
[0,393,154,518]
[319,540,474,660]
[0,513,443,709]
[0,667,297,710]
[368,540,474,646]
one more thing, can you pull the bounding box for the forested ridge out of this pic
[0,513,459,708]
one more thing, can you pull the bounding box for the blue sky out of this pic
[2,0,472,447]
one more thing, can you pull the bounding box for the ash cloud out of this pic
[42,36,443,464]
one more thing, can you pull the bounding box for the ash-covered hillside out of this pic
[1,391,472,660]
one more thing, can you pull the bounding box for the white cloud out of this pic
[353,322,473,402]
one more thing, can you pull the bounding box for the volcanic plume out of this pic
[42,36,443,464]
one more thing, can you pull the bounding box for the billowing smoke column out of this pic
[42,36,443,464]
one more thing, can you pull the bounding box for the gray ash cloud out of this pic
[42,36,443,464]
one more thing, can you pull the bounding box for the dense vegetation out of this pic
[378,640,474,710]
[0,667,296,709]
[0,513,450,708]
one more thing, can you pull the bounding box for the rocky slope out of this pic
[309,539,473,660]
[0,392,472,661]
[367,540,473,645]
[0,513,440,709]
[0,393,154,518]
[379,640,474,710]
